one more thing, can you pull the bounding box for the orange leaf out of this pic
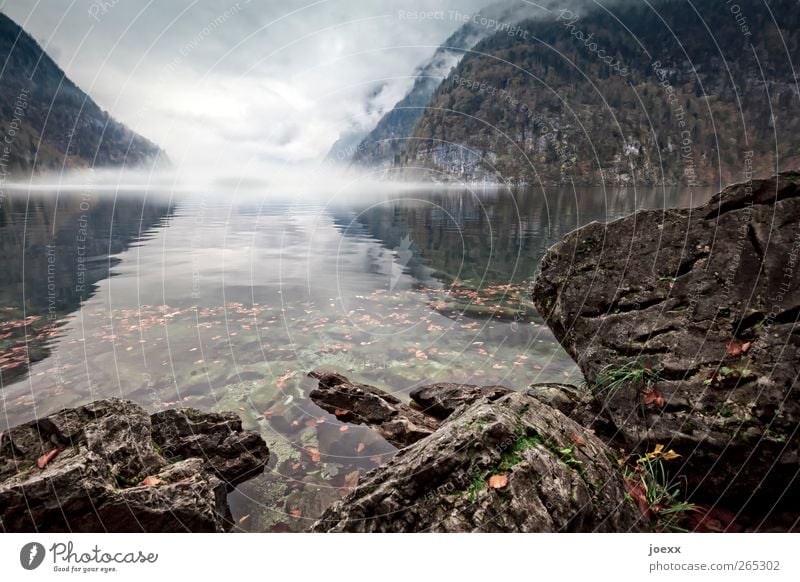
[339,425,349,432]
[290,508,301,517]
[569,434,587,447]
[624,477,651,519]
[334,409,349,417]
[37,448,59,469]
[488,474,508,489]
[305,447,321,462]
[642,387,665,408]
[356,442,365,453]
[238,514,251,524]
[726,340,744,357]
[343,470,359,491]
[141,476,163,486]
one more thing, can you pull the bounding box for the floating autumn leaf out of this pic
[238,514,251,524]
[642,387,665,408]
[415,350,428,360]
[356,442,365,453]
[37,448,59,469]
[141,476,162,487]
[339,425,349,432]
[289,508,301,517]
[304,447,321,462]
[343,470,359,490]
[488,474,508,489]
[333,409,350,417]
[276,370,297,389]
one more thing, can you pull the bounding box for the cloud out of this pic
[1,0,514,176]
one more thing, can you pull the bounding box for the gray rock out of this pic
[409,382,511,420]
[526,383,621,445]
[151,407,268,487]
[311,391,642,532]
[0,399,268,532]
[532,172,800,513]
[308,371,438,447]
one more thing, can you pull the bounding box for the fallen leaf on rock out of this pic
[334,409,349,417]
[642,387,665,408]
[624,477,651,519]
[569,434,587,446]
[488,474,508,489]
[37,448,59,469]
[141,476,162,486]
[726,340,752,357]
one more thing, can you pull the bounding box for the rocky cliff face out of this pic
[532,172,800,517]
[0,12,166,179]
[397,0,800,185]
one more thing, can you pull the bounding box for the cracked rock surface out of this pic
[0,399,269,532]
[532,172,800,513]
[311,390,642,532]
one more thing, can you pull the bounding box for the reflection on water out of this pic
[0,184,711,531]
[0,192,173,384]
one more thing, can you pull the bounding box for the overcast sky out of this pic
[0,0,548,178]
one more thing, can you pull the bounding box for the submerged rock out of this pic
[0,399,268,532]
[308,371,438,447]
[311,383,642,532]
[532,172,800,514]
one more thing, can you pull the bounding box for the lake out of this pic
[0,182,711,531]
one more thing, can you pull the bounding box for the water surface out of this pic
[0,183,711,531]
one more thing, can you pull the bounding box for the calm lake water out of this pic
[0,183,711,531]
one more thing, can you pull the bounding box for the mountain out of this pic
[395,0,800,186]
[324,129,368,164]
[0,12,165,179]
[348,1,544,170]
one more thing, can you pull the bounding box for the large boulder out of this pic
[0,399,268,532]
[311,390,642,532]
[532,172,800,514]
